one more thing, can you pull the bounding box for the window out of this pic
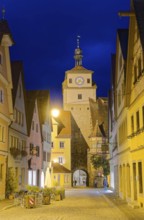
[36,146,40,157]
[138,162,143,193]
[138,58,142,78]
[32,121,34,130]
[43,151,46,161]
[36,124,38,132]
[69,78,72,83]
[78,94,82,99]
[0,164,3,180]
[131,115,134,134]
[134,65,137,84]
[51,142,54,148]
[0,89,4,103]
[0,125,5,143]
[22,140,26,150]
[136,111,140,131]
[60,142,64,148]
[87,78,90,83]
[30,143,34,155]
[47,152,50,162]
[142,106,144,128]
[58,156,63,164]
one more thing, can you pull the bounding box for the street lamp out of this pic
[51,108,60,118]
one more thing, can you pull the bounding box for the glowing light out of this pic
[51,109,60,117]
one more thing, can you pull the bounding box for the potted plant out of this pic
[6,168,17,199]
[42,187,52,205]
[60,187,65,200]
[21,150,27,157]
[54,188,62,201]
[24,185,40,208]
[10,147,21,158]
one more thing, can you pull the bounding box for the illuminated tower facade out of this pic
[62,37,97,149]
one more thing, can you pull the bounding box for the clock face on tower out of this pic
[75,76,84,85]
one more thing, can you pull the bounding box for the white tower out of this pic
[62,37,97,145]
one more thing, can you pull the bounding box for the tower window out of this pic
[78,94,82,99]
[87,78,90,83]
[69,78,72,83]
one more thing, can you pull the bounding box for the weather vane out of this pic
[77,35,81,48]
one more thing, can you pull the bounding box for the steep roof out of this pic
[53,110,71,138]
[53,163,71,173]
[0,19,14,44]
[117,29,128,60]
[66,65,93,74]
[26,90,50,135]
[89,98,108,138]
[133,0,144,51]
[11,61,26,106]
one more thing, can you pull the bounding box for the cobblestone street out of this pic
[0,188,144,220]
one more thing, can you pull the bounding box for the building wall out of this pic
[27,100,42,187]
[51,118,71,170]
[0,35,13,199]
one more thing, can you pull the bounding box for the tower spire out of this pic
[2,7,5,19]
[77,35,80,48]
[74,35,83,66]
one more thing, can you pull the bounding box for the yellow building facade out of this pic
[0,19,14,199]
[51,110,71,187]
[109,0,144,208]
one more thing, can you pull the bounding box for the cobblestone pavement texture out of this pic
[0,188,144,220]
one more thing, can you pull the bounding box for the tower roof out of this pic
[66,65,93,74]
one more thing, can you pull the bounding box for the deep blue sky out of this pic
[0,0,130,106]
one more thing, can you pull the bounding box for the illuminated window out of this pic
[58,156,63,164]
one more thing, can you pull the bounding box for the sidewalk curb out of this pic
[0,203,19,212]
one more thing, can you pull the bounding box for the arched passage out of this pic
[73,169,88,187]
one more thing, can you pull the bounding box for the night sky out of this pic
[0,0,130,106]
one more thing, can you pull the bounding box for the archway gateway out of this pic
[73,170,88,187]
